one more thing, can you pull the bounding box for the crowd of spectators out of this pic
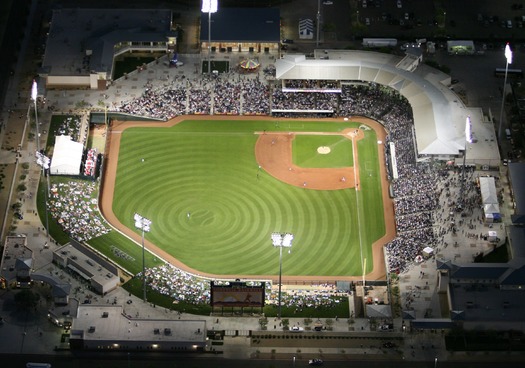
[53,115,85,144]
[118,73,273,117]
[139,263,347,310]
[142,264,211,305]
[271,89,337,111]
[48,180,111,242]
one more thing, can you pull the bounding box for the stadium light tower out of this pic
[31,80,50,241]
[498,43,513,142]
[202,0,218,74]
[271,232,293,319]
[460,116,473,209]
[134,213,152,302]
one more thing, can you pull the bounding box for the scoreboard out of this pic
[210,281,265,307]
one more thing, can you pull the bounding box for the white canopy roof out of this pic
[50,135,83,175]
[479,176,498,205]
[484,203,500,215]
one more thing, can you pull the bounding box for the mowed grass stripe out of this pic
[112,120,385,276]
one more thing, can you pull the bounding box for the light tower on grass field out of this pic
[32,80,50,241]
[134,213,152,302]
[271,232,294,319]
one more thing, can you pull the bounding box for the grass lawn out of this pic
[88,231,163,275]
[112,119,385,277]
[113,56,156,79]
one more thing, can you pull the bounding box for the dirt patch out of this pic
[100,115,395,282]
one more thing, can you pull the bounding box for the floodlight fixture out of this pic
[134,213,152,302]
[505,42,513,65]
[201,0,218,13]
[271,232,294,319]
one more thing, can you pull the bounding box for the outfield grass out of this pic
[112,119,385,277]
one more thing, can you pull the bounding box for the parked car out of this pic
[14,212,23,220]
[397,0,402,8]
[309,359,324,366]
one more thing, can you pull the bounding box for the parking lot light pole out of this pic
[271,232,293,319]
[316,0,321,47]
[134,213,152,302]
[202,0,218,74]
[498,43,513,142]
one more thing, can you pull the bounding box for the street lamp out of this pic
[271,232,293,319]
[202,0,218,74]
[498,43,513,141]
[31,80,50,241]
[134,213,152,302]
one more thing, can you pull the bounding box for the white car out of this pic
[290,326,304,332]
[322,1,333,4]
[397,0,402,8]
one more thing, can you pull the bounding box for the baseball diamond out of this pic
[100,115,396,282]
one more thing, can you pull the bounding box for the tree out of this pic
[14,289,40,311]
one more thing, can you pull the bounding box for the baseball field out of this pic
[100,116,395,281]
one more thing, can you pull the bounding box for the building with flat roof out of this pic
[70,305,207,351]
[0,235,33,288]
[53,240,119,295]
[200,7,280,54]
[40,8,177,90]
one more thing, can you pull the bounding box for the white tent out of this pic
[423,247,434,258]
[484,203,500,215]
[479,176,498,205]
[50,135,83,175]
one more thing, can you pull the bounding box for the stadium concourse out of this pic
[0,50,512,361]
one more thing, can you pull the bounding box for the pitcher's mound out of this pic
[317,146,331,154]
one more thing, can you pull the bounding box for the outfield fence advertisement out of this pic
[210,281,265,307]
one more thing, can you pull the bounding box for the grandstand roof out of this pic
[275,51,493,158]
